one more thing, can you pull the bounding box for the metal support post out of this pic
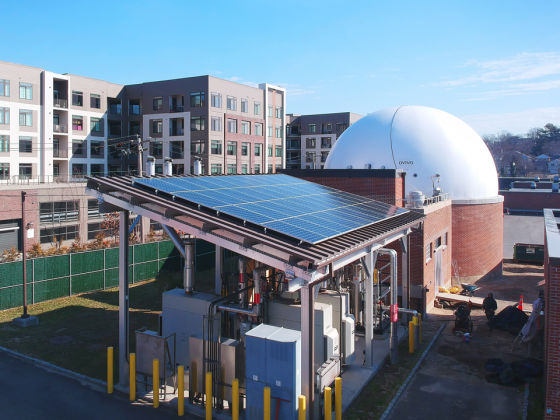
[300,285,315,420]
[215,245,222,295]
[119,210,130,386]
[363,249,376,368]
[21,191,29,318]
[400,236,410,324]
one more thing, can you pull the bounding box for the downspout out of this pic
[162,224,195,294]
[377,248,399,364]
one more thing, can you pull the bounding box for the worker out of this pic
[482,293,498,330]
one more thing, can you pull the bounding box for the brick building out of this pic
[543,209,560,419]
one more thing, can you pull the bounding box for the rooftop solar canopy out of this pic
[133,174,408,244]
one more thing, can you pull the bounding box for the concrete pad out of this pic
[12,316,39,328]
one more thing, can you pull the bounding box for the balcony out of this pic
[53,98,68,109]
[170,105,185,113]
[321,129,332,134]
[129,105,142,116]
[170,151,184,159]
[321,143,332,149]
[53,124,68,133]
[53,148,68,158]
[170,128,185,136]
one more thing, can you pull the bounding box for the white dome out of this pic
[325,105,498,201]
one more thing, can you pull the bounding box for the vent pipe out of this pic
[184,240,195,294]
[377,248,399,364]
[238,258,246,310]
[194,157,202,175]
[163,157,173,176]
[146,156,156,177]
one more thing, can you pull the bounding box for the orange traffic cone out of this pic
[519,295,523,311]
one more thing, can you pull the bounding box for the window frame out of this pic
[227,118,237,134]
[90,94,101,109]
[211,92,222,108]
[254,102,261,115]
[72,115,83,131]
[91,117,101,132]
[190,92,205,107]
[191,116,205,131]
[227,96,237,111]
[19,82,33,100]
[19,109,33,127]
[309,124,316,133]
[211,140,222,155]
[0,79,10,97]
[255,143,261,157]
[0,107,9,125]
[227,141,237,156]
[19,137,32,153]
[211,116,222,132]
[0,135,9,152]
[153,96,163,110]
[254,123,263,136]
[71,90,83,106]
[241,99,248,113]
[241,120,250,135]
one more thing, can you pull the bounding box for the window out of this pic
[90,163,104,175]
[322,123,332,134]
[129,121,140,135]
[108,121,121,137]
[88,199,101,219]
[436,236,442,249]
[275,126,283,138]
[19,110,32,127]
[227,141,237,155]
[91,141,104,158]
[129,99,141,115]
[0,107,9,124]
[241,164,248,174]
[211,116,222,131]
[211,140,222,155]
[151,142,163,157]
[242,142,249,156]
[190,92,205,107]
[426,243,432,262]
[0,163,9,180]
[72,115,83,131]
[72,90,82,106]
[91,117,101,132]
[287,139,300,149]
[321,137,332,148]
[443,232,448,247]
[275,107,282,118]
[227,164,237,174]
[109,100,121,115]
[241,99,248,113]
[108,145,121,159]
[191,116,205,131]
[306,138,316,148]
[268,125,273,137]
[268,106,273,117]
[268,164,273,173]
[211,164,222,174]
[72,139,85,157]
[191,140,205,154]
[20,83,33,100]
[152,119,163,133]
[255,143,262,156]
[321,151,329,162]
[41,225,78,244]
[0,135,9,152]
[227,119,237,133]
[155,164,163,175]
[170,141,184,159]
[255,123,263,136]
[275,146,282,157]
[254,102,261,115]
[336,122,348,132]
[289,125,301,135]
[254,164,260,174]
[309,124,316,133]
[227,96,237,111]
[241,121,250,135]
[211,92,222,108]
[153,96,163,110]
[90,94,101,109]
[268,147,273,157]
[0,79,10,96]
[108,164,122,175]
[19,163,32,179]
[19,137,32,153]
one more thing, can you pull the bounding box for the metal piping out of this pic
[382,306,417,317]
[238,258,246,310]
[216,303,259,317]
[377,248,399,364]
[161,225,186,259]
[184,240,195,294]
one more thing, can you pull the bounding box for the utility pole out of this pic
[137,135,143,176]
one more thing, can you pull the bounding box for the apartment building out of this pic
[285,112,363,169]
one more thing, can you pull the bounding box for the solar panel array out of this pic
[133,174,408,244]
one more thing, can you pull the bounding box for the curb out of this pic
[378,322,446,420]
[522,382,529,420]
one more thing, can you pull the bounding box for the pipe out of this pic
[377,248,399,364]
[162,225,186,259]
[253,265,267,312]
[146,155,156,177]
[216,303,259,317]
[185,240,195,294]
[382,306,418,317]
[238,258,245,310]
[163,157,173,176]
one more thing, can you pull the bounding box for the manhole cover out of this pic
[50,336,73,344]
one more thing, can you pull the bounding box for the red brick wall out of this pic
[544,235,560,419]
[0,190,39,253]
[502,191,560,211]
[296,176,404,206]
[451,202,503,281]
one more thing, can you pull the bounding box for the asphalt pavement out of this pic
[503,215,544,258]
[0,351,193,420]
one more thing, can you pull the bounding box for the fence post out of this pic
[130,353,136,401]
[264,386,271,420]
[335,377,342,420]
[103,248,106,290]
[206,371,212,420]
[324,386,332,420]
[299,395,306,420]
[409,321,414,353]
[32,258,35,304]
[178,365,184,416]
[107,347,113,394]
[232,378,239,420]
[153,358,159,408]
[69,253,72,296]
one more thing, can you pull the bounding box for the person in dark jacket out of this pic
[483,293,498,329]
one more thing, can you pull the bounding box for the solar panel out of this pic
[133,174,408,244]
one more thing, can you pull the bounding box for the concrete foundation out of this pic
[12,316,39,328]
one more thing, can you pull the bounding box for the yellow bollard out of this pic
[409,321,415,353]
[206,371,212,420]
[264,386,271,420]
[107,347,113,394]
[130,353,136,401]
[178,365,184,416]
[299,395,306,420]
[324,386,332,420]
[335,377,342,420]
[153,358,159,408]
[232,378,239,420]
[418,313,422,344]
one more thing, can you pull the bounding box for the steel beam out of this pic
[363,249,376,368]
[215,245,222,296]
[300,285,315,420]
[400,235,410,324]
[119,210,130,386]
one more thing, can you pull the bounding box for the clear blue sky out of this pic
[2,0,559,135]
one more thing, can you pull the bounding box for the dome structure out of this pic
[325,105,498,201]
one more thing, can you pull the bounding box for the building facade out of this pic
[285,112,363,169]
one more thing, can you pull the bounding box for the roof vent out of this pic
[530,182,537,189]
[406,191,425,209]
[553,176,559,192]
